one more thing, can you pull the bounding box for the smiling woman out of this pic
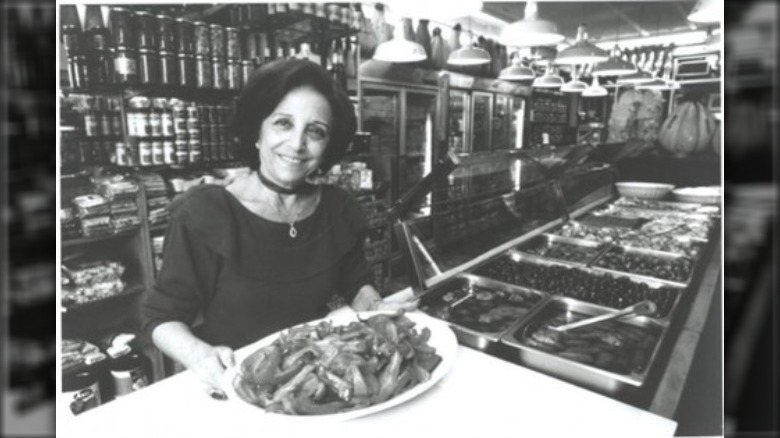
[141,59,416,393]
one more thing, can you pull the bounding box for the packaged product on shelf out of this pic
[109,199,139,216]
[146,196,171,210]
[93,174,140,201]
[65,260,126,286]
[62,207,81,238]
[62,339,108,375]
[79,215,113,237]
[149,207,170,226]
[73,194,110,218]
[61,260,127,307]
[111,213,142,232]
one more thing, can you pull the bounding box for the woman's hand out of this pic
[351,284,418,313]
[185,344,236,390]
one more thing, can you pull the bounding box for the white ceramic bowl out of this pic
[615,182,676,200]
[673,186,722,204]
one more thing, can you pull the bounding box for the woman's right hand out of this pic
[185,344,236,390]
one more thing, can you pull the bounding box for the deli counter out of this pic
[60,151,718,436]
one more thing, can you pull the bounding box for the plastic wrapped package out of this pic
[64,260,125,286]
[111,214,142,232]
[93,175,140,201]
[148,207,170,225]
[79,215,113,237]
[73,194,110,218]
[62,339,108,374]
[146,195,171,210]
[62,278,126,306]
[136,172,168,198]
[110,199,139,216]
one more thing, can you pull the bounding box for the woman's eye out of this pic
[274,118,293,128]
[306,125,328,141]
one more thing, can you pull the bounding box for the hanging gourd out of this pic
[430,27,448,70]
[658,99,717,156]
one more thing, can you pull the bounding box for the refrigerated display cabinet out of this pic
[394,151,722,415]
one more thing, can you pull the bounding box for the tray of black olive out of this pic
[418,274,548,351]
[591,246,694,286]
[472,254,682,320]
[501,297,667,394]
[515,234,605,266]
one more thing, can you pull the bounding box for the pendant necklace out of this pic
[275,193,303,238]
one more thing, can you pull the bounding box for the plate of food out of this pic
[222,310,458,421]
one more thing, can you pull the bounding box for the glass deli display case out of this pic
[470,92,493,153]
[396,151,721,402]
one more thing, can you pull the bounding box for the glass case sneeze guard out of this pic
[397,152,618,294]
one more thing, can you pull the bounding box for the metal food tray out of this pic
[513,234,606,267]
[418,274,550,351]
[590,245,694,288]
[500,296,669,395]
[481,252,684,322]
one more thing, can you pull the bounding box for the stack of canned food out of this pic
[121,97,235,167]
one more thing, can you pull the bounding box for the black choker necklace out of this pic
[257,171,316,195]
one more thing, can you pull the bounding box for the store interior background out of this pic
[1,0,777,436]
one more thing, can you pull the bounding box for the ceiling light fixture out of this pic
[592,45,637,76]
[499,53,536,81]
[532,62,564,88]
[687,0,722,24]
[582,76,608,97]
[561,66,588,93]
[555,24,609,65]
[447,18,491,66]
[616,69,655,85]
[499,1,565,47]
[384,0,483,20]
[373,17,427,63]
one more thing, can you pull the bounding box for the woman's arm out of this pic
[151,322,234,390]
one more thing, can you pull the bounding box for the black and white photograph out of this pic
[34,0,772,437]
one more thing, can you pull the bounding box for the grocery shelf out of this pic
[63,83,239,101]
[61,283,146,314]
[62,227,141,249]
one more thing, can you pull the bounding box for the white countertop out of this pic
[60,341,677,438]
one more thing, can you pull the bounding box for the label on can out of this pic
[111,367,149,397]
[190,149,202,163]
[112,113,123,136]
[148,112,162,137]
[136,112,150,137]
[63,381,101,416]
[152,141,165,165]
[211,58,226,89]
[176,151,190,165]
[195,56,212,88]
[161,112,174,137]
[194,22,211,56]
[186,117,200,133]
[83,114,100,137]
[100,114,113,137]
[116,141,128,166]
[126,141,139,166]
[139,141,153,166]
[114,54,137,75]
[163,140,176,164]
[226,28,240,59]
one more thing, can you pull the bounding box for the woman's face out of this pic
[256,86,333,188]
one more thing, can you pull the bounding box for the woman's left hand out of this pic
[351,284,418,313]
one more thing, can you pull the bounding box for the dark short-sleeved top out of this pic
[141,184,372,349]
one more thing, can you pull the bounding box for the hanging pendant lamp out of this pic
[373,17,427,63]
[593,45,637,76]
[582,76,608,97]
[499,1,565,47]
[561,66,588,93]
[616,69,654,85]
[384,0,483,20]
[448,22,491,66]
[687,0,722,24]
[532,62,564,88]
[555,24,609,65]
[499,53,535,81]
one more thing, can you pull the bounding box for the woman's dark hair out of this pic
[232,59,356,172]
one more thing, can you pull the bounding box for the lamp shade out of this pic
[373,31,427,63]
[635,78,674,90]
[499,57,536,81]
[447,45,492,66]
[555,25,609,65]
[499,2,565,47]
[687,0,722,24]
[582,76,608,97]
[616,69,654,84]
[561,79,588,93]
[592,46,637,76]
[532,64,563,88]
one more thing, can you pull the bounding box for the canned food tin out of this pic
[100,111,113,137]
[341,6,352,26]
[327,4,341,21]
[163,140,176,164]
[189,138,202,163]
[315,3,327,18]
[226,27,241,59]
[187,128,202,144]
[135,11,156,49]
[110,7,135,48]
[227,59,241,89]
[161,109,174,137]
[194,22,210,56]
[210,24,226,58]
[156,14,175,51]
[110,353,149,397]
[195,55,212,88]
[62,25,81,55]
[173,107,188,134]
[211,57,226,89]
[159,51,177,86]
[209,124,220,146]
[126,141,139,166]
[83,112,100,137]
[115,141,129,166]
[137,48,159,85]
[186,105,199,119]
[62,370,101,416]
[152,141,165,165]
[175,139,190,164]
[241,59,254,86]
[201,141,212,162]
[113,46,138,84]
[148,110,162,137]
[139,141,153,166]
[176,53,196,87]
[175,18,195,54]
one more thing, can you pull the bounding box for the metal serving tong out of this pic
[550,300,657,333]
